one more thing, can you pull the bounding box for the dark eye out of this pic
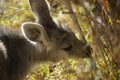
[63,44,73,51]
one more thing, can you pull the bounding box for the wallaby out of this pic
[0,0,92,80]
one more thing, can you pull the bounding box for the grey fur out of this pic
[0,0,92,80]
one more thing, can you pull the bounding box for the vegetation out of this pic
[0,0,120,80]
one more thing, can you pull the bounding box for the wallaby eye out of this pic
[63,44,73,51]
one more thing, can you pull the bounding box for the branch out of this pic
[3,8,29,19]
[63,0,86,42]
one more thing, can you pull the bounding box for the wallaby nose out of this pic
[85,45,92,57]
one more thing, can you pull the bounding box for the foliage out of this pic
[0,0,34,28]
[1,0,120,80]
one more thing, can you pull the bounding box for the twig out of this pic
[63,0,86,42]
[3,8,29,19]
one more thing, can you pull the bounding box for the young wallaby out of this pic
[0,0,92,80]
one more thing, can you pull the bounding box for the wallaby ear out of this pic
[29,0,50,23]
[22,22,49,43]
[28,0,57,28]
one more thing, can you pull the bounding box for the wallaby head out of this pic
[28,0,92,59]
[21,22,91,63]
